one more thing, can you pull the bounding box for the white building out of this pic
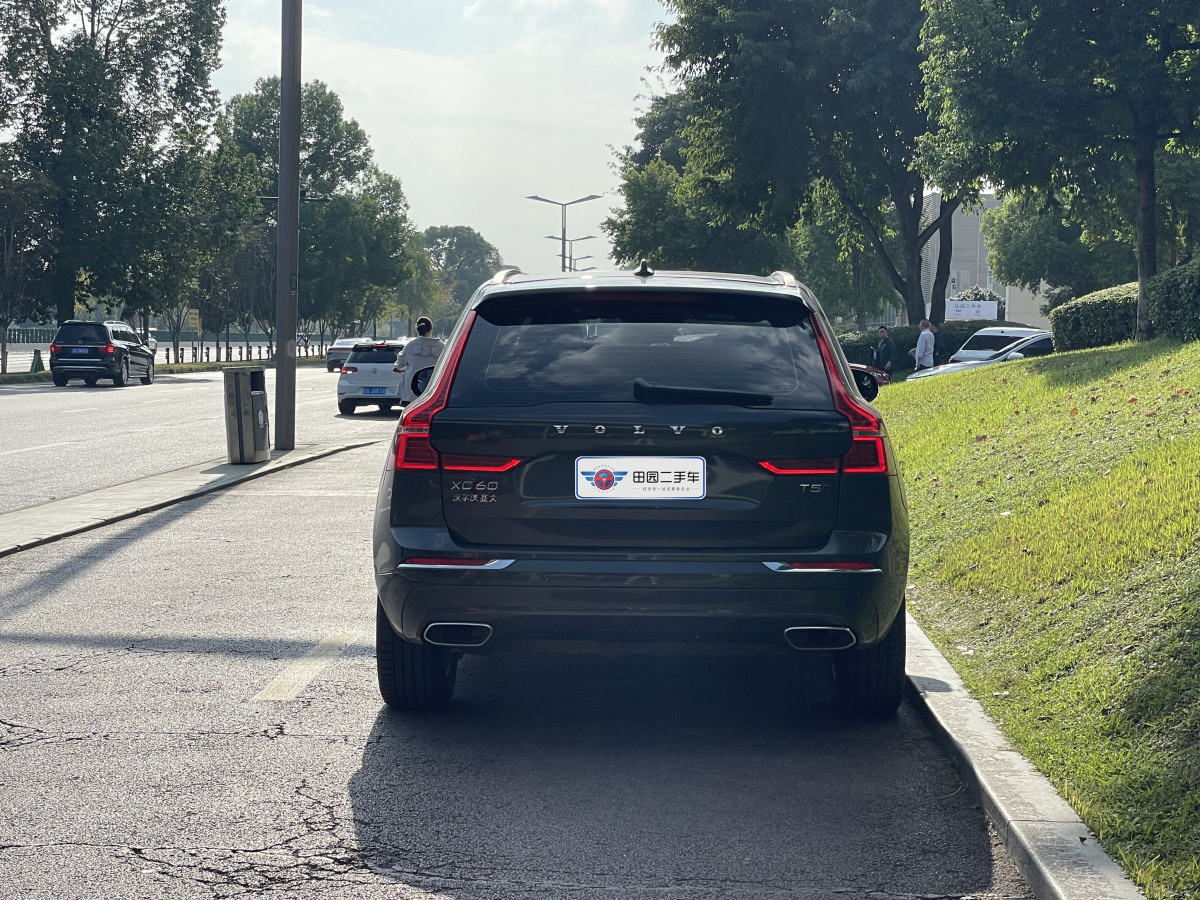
[920,192,1049,328]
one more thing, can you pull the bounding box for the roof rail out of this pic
[490,268,523,285]
[769,271,799,287]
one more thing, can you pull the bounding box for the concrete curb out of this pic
[0,438,385,559]
[905,615,1145,900]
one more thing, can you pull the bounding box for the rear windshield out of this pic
[346,348,398,364]
[959,334,1024,353]
[55,323,108,344]
[451,290,833,409]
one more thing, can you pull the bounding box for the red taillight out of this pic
[758,459,840,476]
[390,311,482,472]
[340,366,357,374]
[811,319,891,475]
[441,454,523,472]
[49,343,60,354]
[103,344,115,355]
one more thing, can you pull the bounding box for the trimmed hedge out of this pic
[1148,259,1200,342]
[839,319,1036,372]
[1048,283,1138,351]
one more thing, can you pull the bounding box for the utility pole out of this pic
[275,0,302,451]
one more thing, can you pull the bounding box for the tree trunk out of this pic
[930,202,954,324]
[53,260,75,325]
[1134,126,1157,341]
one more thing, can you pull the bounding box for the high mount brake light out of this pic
[387,311,524,475]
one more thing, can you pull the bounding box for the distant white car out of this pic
[949,326,1049,363]
[336,341,405,414]
[909,332,1055,380]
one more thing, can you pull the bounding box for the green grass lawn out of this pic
[875,338,1200,899]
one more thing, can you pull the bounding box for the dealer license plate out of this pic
[575,456,706,500]
[363,387,386,396]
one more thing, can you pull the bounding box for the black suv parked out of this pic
[373,268,909,715]
[49,320,156,387]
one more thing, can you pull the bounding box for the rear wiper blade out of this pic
[633,378,773,406]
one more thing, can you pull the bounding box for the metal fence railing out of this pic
[5,328,56,344]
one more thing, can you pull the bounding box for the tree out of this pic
[0,0,226,323]
[657,0,975,325]
[0,151,53,373]
[227,77,372,199]
[980,196,1137,310]
[923,0,1200,340]
[603,91,796,274]
[423,226,504,308]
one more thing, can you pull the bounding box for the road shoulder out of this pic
[906,617,1146,900]
[0,439,384,558]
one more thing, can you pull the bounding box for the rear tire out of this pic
[834,601,906,716]
[53,373,68,387]
[113,359,129,387]
[83,376,97,386]
[376,601,457,710]
[338,400,355,415]
[140,361,155,385]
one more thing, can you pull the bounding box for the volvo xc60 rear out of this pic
[373,267,909,714]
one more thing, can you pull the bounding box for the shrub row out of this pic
[1148,258,1200,341]
[839,319,1037,372]
[1048,283,1138,351]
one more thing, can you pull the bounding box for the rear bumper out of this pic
[50,360,119,377]
[375,551,905,653]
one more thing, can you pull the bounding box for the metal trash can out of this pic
[223,367,270,464]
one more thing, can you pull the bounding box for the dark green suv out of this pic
[49,320,156,387]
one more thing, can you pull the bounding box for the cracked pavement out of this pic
[0,446,1033,899]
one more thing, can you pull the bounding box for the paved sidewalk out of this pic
[0,441,1147,899]
[0,438,384,558]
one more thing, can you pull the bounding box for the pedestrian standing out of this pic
[911,320,936,371]
[397,317,445,404]
[873,326,897,374]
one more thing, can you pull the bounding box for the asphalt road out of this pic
[0,446,1034,899]
[0,367,397,515]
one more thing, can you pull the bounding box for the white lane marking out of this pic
[0,441,79,458]
[63,407,100,413]
[253,630,364,702]
[140,399,171,404]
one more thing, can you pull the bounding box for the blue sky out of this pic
[213,0,674,274]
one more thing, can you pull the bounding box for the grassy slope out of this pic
[875,339,1200,900]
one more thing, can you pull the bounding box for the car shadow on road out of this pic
[347,651,1010,899]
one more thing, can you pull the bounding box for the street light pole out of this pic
[544,234,596,272]
[527,195,601,272]
[275,0,302,451]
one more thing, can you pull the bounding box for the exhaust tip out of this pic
[784,626,857,651]
[424,622,493,648]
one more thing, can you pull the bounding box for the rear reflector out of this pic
[764,561,881,572]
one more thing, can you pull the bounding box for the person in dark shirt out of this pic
[873,326,898,373]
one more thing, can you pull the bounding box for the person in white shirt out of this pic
[397,317,444,403]
[911,319,936,370]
